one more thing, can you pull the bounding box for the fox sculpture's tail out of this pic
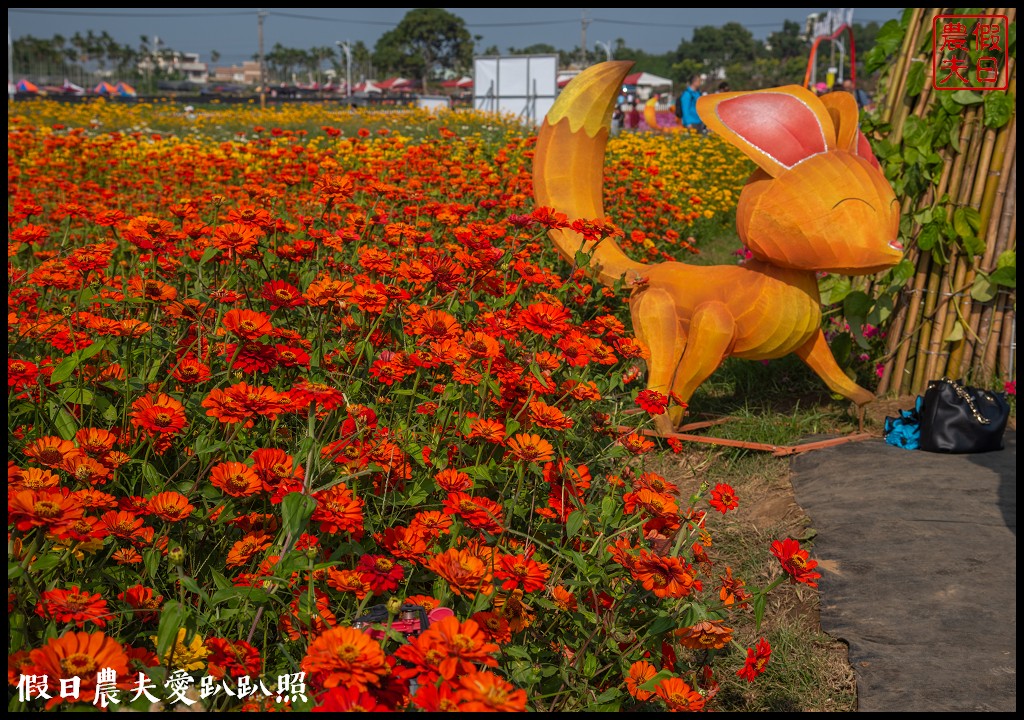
[533,61,645,287]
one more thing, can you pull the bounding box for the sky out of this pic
[8,7,905,67]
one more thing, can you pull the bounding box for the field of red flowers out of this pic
[7,98,822,712]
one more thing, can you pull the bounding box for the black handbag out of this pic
[918,377,1010,453]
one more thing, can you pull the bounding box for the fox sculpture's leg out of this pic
[795,329,874,406]
[632,292,736,435]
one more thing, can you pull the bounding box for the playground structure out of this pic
[803,8,857,91]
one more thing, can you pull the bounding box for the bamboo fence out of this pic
[872,7,1016,397]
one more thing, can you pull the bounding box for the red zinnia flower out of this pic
[205,637,262,679]
[130,393,188,435]
[770,537,822,587]
[356,554,405,594]
[147,491,195,523]
[636,388,669,415]
[736,637,772,682]
[709,482,739,514]
[35,586,112,628]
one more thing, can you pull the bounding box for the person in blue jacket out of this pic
[674,74,705,134]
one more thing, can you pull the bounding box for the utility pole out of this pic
[258,8,267,108]
[580,10,590,67]
[336,40,351,98]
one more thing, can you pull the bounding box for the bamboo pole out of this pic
[953,116,1016,377]
[879,7,927,126]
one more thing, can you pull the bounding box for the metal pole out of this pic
[258,9,266,109]
[337,41,351,98]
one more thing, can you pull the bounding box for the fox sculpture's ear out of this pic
[697,85,837,177]
[818,91,882,170]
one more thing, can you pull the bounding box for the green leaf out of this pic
[960,233,986,258]
[30,554,62,573]
[938,89,963,116]
[989,265,1015,288]
[983,91,1014,129]
[49,340,109,385]
[904,59,926,97]
[752,592,768,630]
[51,406,79,440]
[155,600,187,660]
[281,492,317,540]
[210,586,271,606]
[916,223,940,251]
[198,246,220,266]
[57,388,95,405]
[970,272,997,302]
[830,333,853,366]
[953,207,981,238]
[581,653,598,678]
[951,89,984,105]
[648,614,677,635]
[565,510,585,539]
[943,321,964,343]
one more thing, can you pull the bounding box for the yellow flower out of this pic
[151,628,210,671]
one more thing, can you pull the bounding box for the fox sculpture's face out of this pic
[699,86,904,276]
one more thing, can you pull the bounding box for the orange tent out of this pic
[93,81,117,95]
[115,81,137,97]
[16,79,39,93]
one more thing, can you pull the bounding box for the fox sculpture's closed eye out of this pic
[532,62,903,434]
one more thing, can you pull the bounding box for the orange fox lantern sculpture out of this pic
[532,61,903,435]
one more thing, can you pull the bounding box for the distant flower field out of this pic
[7,98,819,713]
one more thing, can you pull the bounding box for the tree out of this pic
[765,20,808,61]
[373,8,474,91]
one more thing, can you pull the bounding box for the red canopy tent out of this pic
[441,76,473,90]
[16,79,39,93]
[377,77,414,92]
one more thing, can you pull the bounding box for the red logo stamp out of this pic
[932,14,1009,90]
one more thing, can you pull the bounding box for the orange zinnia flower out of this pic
[209,461,262,498]
[147,491,195,523]
[517,301,571,339]
[466,418,507,445]
[130,393,188,435]
[626,660,658,701]
[551,585,578,612]
[35,586,112,628]
[311,483,365,538]
[301,626,387,691]
[443,492,505,535]
[492,588,535,632]
[8,488,84,533]
[453,670,527,712]
[675,620,733,650]
[632,550,699,600]
[126,276,178,303]
[494,550,551,593]
[23,435,81,469]
[222,308,274,341]
[618,432,656,455]
[326,567,372,599]
[655,676,706,711]
[506,433,555,463]
[212,221,263,253]
[426,547,493,600]
[226,532,274,569]
[25,631,130,709]
[12,466,61,491]
[528,400,574,430]
[98,510,145,539]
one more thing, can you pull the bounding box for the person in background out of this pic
[814,81,830,96]
[675,75,705,134]
[842,77,874,110]
[625,97,641,131]
[716,80,730,93]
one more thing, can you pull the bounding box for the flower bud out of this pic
[168,546,185,566]
[385,596,403,617]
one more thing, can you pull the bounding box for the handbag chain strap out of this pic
[936,376,991,425]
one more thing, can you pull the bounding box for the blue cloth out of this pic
[884,396,924,450]
[678,86,703,128]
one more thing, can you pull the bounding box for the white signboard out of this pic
[473,54,558,126]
